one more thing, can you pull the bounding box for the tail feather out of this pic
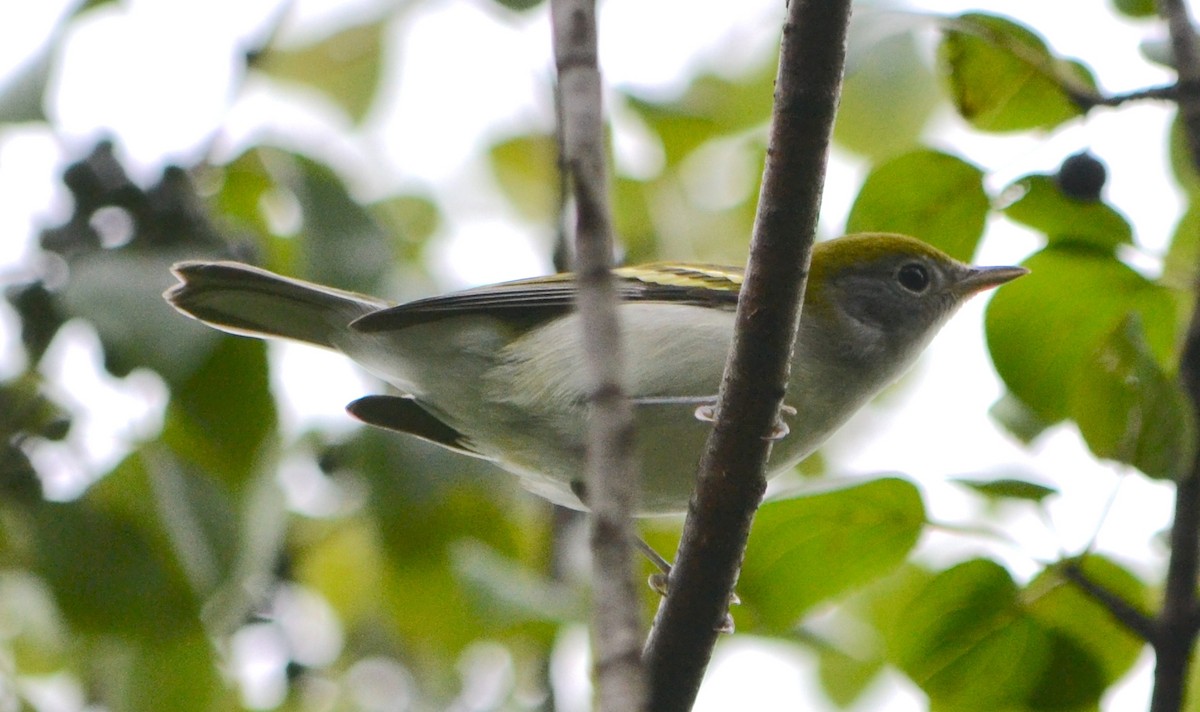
[165,261,390,349]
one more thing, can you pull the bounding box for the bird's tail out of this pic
[165,261,389,349]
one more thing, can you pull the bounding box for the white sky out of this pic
[0,0,1191,709]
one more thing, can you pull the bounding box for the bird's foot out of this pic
[637,537,738,634]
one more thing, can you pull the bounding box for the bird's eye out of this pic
[897,263,930,293]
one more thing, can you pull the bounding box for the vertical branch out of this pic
[642,0,852,709]
[548,1,646,710]
[1154,3,1200,711]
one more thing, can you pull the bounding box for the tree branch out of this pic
[642,0,852,708]
[1153,3,1200,711]
[548,1,646,709]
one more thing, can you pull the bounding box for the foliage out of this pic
[0,1,1191,711]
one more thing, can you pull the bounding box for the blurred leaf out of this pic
[624,61,775,166]
[317,428,553,656]
[85,450,243,604]
[162,336,276,490]
[450,539,584,626]
[31,497,201,639]
[888,559,1048,711]
[1170,115,1200,196]
[60,249,221,381]
[0,571,67,675]
[740,478,925,632]
[613,175,659,263]
[1025,632,1110,711]
[938,13,1095,132]
[953,477,1057,503]
[814,644,884,708]
[1001,174,1133,251]
[258,21,384,123]
[0,441,41,503]
[7,281,66,365]
[1071,315,1195,479]
[214,150,275,237]
[1112,0,1156,18]
[0,373,70,443]
[491,0,543,10]
[489,133,559,222]
[294,517,388,628]
[1027,556,1148,685]
[1164,200,1200,291]
[835,28,938,159]
[284,154,394,295]
[845,149,988,261]
[91,634,231,712]
[372,193,442,262]
[0,42,49,123]
[76,0,118,12]
[985,244,1178,425]
[812,564,935,707]
[988,391,1053,444]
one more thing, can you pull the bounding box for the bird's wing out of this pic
[351,262,743,332]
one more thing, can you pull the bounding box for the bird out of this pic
[165,232,1026,515]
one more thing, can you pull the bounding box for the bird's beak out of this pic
[954,265,1029,296]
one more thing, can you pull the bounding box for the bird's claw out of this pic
[646,568,740,634]
[695,402,795,440]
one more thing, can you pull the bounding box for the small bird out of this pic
[165,233,1026,514]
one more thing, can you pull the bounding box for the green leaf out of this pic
[91,634,231,712]
[988,391,1053,444]
[450,539,584,626]
[1070,315,1195,479]
[1027,556,1148,685]
[371,193,442,262]
[0,571,68,675]
[491,0,543,9]
[85,450,241,602]
[814,644,884,708]
[1001,174,1133,251]
[162,335,276,490]
[740,477,925,632]
[938,13,1096,132]
[835,27,938,160]
[1164,200,1200,291]
[1025,632,1110,711]
[1112,0,1156,18]
[813,564,935,707]
[845,149,988,261]
[985,244,1178,425]
[488,133,560,222]
[285,154,395,295]
[313,428,555,656]
[888,559,1048,711]
[257,21,384,123]
[624,61,775,166]
[31,497,201,640]
[59,249,221,381]
[953,477,1057,503]
[0,41,51,123]
[613,175,660,263]
[213,149,275,237]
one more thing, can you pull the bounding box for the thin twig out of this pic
[1068,82,1181,109]
[642,0,852,708]
[1061,562,1156,642]
[548,1,646,710]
